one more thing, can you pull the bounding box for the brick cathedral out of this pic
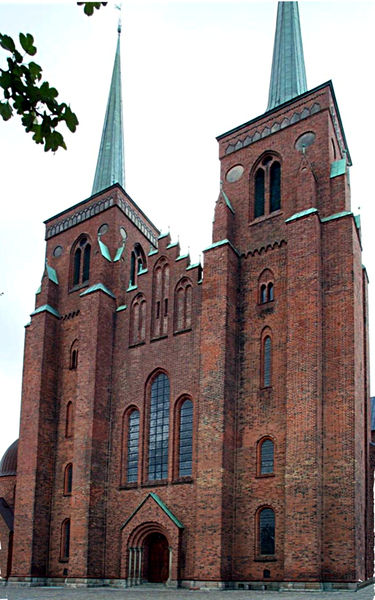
[0,2,373,591]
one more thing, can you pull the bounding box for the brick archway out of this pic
[120,493,184,586]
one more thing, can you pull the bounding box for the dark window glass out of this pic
[73,248,81,286]
[82,244,91,282]
[64,463,73,494]
[61,519,70,559]
[65,402,73,438]
[270,162,281,212]
[264,336,272,387]
[260,439,274,474]
[127,410,140,483]
[260,284,267,304]
[260,508,275,554]
[130,252,136,286]
[148,374,170,480]
[254,168,265,218]
[179,399,193,477]
[268,282,274,302]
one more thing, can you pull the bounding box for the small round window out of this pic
[226,164,244,183]
[295,131,316,152]
[53,245,63,257]
[98,224,109,236]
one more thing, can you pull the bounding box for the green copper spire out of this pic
[92,23,125,195]
[267,1,307,111]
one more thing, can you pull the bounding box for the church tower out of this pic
[1,1,372,591]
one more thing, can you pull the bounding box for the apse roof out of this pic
[0,439,18,477]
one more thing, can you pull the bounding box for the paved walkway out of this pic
[0,584,375,600]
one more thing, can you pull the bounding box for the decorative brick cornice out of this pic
[45,193,158,248]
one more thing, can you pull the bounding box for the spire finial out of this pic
[267,2,307,111]
[116,3,122,35]
[91,16,125,195]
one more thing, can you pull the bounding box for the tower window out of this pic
[262,336,272,387]
[258,271,275,305]
[252,156,281,220]
[148,373,170,481]
[130,294,147,345]
[257,438,274,475]
[63,463,73,495]
[65,401,74,438]
[130,243,146,287]
[259,508,275,555]
[72,237,91,287]
[175,278,193,332]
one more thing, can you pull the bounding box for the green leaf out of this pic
[45,130,66,152]
[19,33,37,56]
[0,101,12,121]
[0,34,15,53]
[28,61,42,82]
[31,124,44,144]
[64,106,79,132]
[77,2,108,16]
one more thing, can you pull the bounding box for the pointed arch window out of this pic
[130,294,147,345]
[70,340,79,370]
[152,259,170,338]
[258,508,275,555]
[130,243,146,287]
[174,278,193,332]
[60,519,70,561]
[148,373,170,481]
[258,270,275,305]
[63,463,73,495]
[72,236,91,287]
[178,398,193,477]
[252,155,281,220]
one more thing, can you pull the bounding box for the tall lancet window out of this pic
[72,236,91,287]
[252,155,281,220]
[148,373,170,481]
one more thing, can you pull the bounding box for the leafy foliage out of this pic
[77,2,108,17]
[0,32,78,151]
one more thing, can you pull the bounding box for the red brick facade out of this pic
[0,80,373,591]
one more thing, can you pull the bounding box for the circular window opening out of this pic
[226,164,244,183]
[295,131,316,152]
[98,224,109,236]
[120,226,127,240]
[53,245,63,257]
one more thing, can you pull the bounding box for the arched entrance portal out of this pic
[144,532,169,583]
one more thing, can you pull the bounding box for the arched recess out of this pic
[152,257,170,338]
[256,435,275,476]
[258,269,275,304]
[65,401,74,438]
[255,506,276,557]
[174,277,193,332]
[250,152,282,221]
[130,294,147,345]
[70,235,91,288]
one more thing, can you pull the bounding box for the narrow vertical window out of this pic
[254,168,265,218]
[263,336,272,387]
[82,244,91,282]
[64,463,73,495]
[130,295,147,345]
[260,284,267,304]
[73,248,81,286]
[148,373,170,480]
[152,259,169,338]
[60,519,70,560]
[65,402,73,438]
[267,282,274,302]
[270,162,281,212]
[259,508,275,555]
[127,410,140,483]
[260,439,274,474]
[130,244,146,287]
[179,399,193,477]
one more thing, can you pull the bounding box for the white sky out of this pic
[0,1,374,460]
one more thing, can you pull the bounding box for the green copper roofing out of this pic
[330,158,346,179]
[285,207,317,223]
[320,210,352,223]
[267,2,307,111]
[79,283,116,299]
[121,492,184,531]
[98,238,112,262]
[92,26,125,195]
[31,304,60,319]
[113,243,125,262]
[46,262,59,285]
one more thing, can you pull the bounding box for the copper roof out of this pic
[0,439,18,476]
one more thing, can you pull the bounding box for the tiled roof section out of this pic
[0,439,18,476]
[267,2,307,111]
[92,31,125,195]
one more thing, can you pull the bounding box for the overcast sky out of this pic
[1,1,374,460]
